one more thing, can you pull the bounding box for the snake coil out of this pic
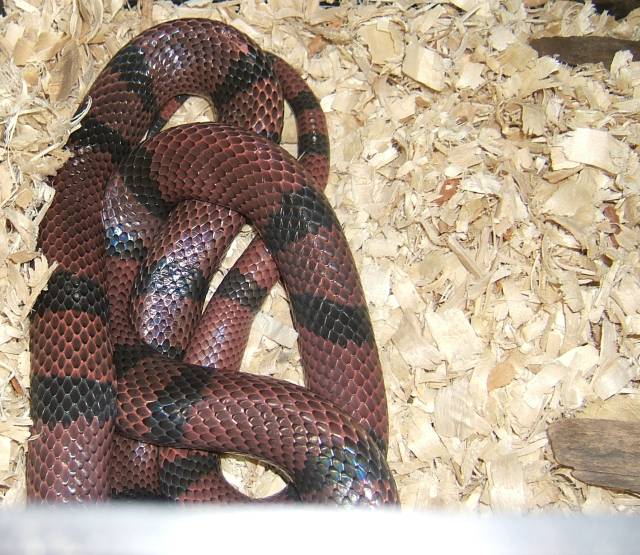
[28,18,398,506]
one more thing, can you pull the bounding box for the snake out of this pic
[27,17,398,506]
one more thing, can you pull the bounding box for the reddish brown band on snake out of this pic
[28,18,397,506]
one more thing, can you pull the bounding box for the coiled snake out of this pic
[27,18,398,506]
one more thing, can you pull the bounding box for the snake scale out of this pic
[27,17,398,506]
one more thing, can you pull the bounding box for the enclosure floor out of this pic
[1,0,639,511]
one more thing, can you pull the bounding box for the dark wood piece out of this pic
[530,36,640,66]
[589,0,640,19]
[548,418,640,494]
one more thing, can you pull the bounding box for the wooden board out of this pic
[548,418,640,494]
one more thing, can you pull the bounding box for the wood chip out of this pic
[551,128,633,174]
[402,42,446,91]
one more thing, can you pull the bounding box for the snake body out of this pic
[28,18,397,505]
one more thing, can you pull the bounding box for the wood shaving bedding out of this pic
[1,0,639,511]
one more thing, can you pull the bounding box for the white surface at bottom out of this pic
[0,505,638,555]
